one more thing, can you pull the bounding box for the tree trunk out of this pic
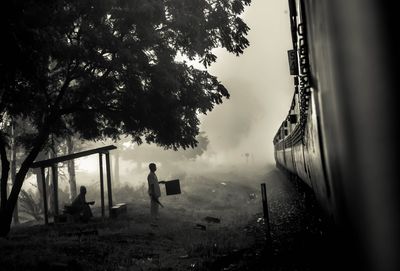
[11,121,19,224]
[35,151,47,210]
[48,150,55,216]
[11,153,18,224]
[113,151,120,188]
[0,121,50,237]
[47,168,53,216]
[0,210,12,237]
[0,140,10,213]
[66,136,77,201]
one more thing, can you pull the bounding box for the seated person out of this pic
[67,186,95,222]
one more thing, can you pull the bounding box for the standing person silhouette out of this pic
[147,163,165,226]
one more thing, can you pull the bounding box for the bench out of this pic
[110,203,128,218]
[59,204,91,223]
[50,205,77,223]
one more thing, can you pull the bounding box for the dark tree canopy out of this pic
[0,0,251,236]
[1,0,251,149]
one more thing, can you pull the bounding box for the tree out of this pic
[66,136,78,200]
[19,189,43,222]
[0,0,251,236]
[10,121,19,224]
[64,134,91,200]
[120,131,209,162]
[1,117,40,224]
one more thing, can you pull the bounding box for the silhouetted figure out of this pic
[69,186,95,222]
[147,163,165,226]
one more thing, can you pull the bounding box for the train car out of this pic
[274,1,399,271]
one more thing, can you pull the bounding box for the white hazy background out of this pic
[24,0,295,192]
[200,0,293,165]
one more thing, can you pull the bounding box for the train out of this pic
[273,1,398,271]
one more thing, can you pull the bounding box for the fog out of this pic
[112,0,294,185]
[23,0,294,195]
[200,0,293,165]
[126,0,295,169]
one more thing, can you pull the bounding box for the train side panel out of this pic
[283,147,295,173]
[291,143,310,186]
[303,89,332,216]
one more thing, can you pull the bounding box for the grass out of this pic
[0,167,267,271]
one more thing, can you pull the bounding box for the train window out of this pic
[287,49,298,75]
[294,77,299,86]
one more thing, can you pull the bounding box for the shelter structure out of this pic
[31,145,117,224]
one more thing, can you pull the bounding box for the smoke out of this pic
[198,0,294,165]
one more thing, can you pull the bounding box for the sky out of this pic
[196,0,294,165]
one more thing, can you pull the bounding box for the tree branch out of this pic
[51,61,73,112]
[58,103,119,116]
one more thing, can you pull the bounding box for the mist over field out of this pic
[12,0,294,230]
[21,142,274,200]
[21,0,294,203]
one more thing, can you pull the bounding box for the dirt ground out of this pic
[0,165,328,271]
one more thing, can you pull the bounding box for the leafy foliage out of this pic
[1,0,251,150]
[0,0,251,235]
[18,189,43,221]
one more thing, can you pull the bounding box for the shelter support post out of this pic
[30,145,118,222]
[51,165,59,217]
[105,152,113,215]
[261,183,271,240]
[41,167,48,225]
[99,153,105,217]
